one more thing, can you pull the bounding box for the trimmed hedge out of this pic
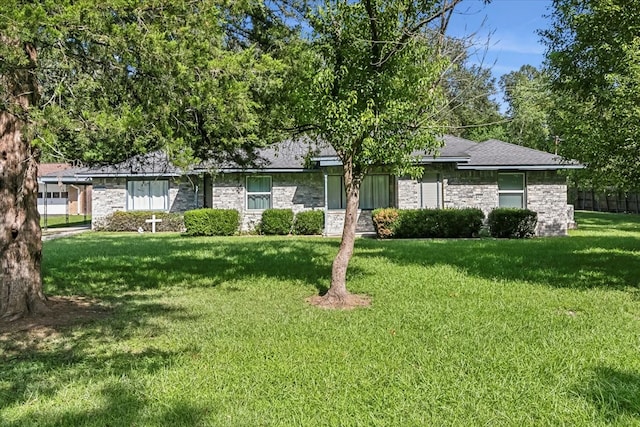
[184,208,239,236]
[372,208,485,239]
[487,208,537,238]
[98,211,184,232]
[293,210,324,235]
[260,209,294,235]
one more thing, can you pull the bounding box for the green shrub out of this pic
[183,208,239,236]
[293,210,324,235]
[374,208,485,239]
[261,209,294,235]
[372,208,400,238]
[488,208,537,238]
[98,211,184,232]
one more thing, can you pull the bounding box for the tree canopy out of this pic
[542,0,640,190]
[1,0,287,166]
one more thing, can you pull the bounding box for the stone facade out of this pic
[91,176,201,229]
[92,168,572,236]
[210,172,324,232]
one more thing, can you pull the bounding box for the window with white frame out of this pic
[127,180,169,211]
[498,173,525,208]
[246,176,272,210]
[327,174,392,210]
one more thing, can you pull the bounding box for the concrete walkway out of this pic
[42,225,91,241]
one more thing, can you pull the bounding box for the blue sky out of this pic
[447,0,553,79]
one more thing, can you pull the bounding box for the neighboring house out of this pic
[38,163,92,216]
[79,136,582,236]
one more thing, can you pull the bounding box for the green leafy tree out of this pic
[541,0,640,190]
[0,0,284,321]
[288,0,482,307]
[439,38,505,141]
[500,65,553,151]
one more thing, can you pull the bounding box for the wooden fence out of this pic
[570,189,640,214]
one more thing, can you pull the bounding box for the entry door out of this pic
[421,173,442,209]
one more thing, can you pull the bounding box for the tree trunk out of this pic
[0,41,48,321]
[325,161,361,302]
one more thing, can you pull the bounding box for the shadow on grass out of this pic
[0,295,201,424]
[578,367,640,423]
[354,232,640,291]
[43,236,342,297]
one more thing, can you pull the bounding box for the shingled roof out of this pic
[78,135,582,177]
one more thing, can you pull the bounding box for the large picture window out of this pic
[327,175,392,210]
[247,176,272,210]
[498,173,525,208]
[127,180,169,211]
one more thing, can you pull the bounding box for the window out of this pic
[327,175,392,210]
[498,173,525,208]
[127,180,169,211]
[246,176,271,210]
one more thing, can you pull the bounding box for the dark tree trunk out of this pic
[325,160,361,302]
[0,41,48,321]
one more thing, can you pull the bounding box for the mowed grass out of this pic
[2,211,640,426]
[41,215,91,229]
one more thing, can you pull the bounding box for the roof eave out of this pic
[456,164,585,170]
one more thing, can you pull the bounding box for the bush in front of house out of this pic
[183,208,239,236]
[372,208,400,238]
[98,211,185,232]
[293,210,324,235]
[372,208,485,238]
[260,208,294,235]
[487,208,537,238]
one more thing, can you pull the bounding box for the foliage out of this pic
[183,209,239,236]
[438,38,506,140]
[500,65,554,152]
[541,0,640,190]
[4,211,638,424]
[97,211,184,232]
[371,208,400,238]
[487,208,537,238]
[372,208,484,238]
[293,210,324,235]
[0,0,288,166]
[260,208,294,235]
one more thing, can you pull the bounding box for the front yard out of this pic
[1,211,639,425]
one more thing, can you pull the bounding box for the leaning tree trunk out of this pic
[325,161,361,302]
[0,41,48,321]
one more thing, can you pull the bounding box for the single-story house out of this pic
[78,135,583,236]
[38,163,92,216]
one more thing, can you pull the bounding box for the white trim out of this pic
[457,164,583,170]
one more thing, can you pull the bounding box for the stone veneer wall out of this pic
[442,170,569,236]
[210,172,324,232]
[526,171,569,236]
[91,176,202,229]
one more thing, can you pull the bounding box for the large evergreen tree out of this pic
[0,0,284,321]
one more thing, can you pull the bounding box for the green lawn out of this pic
[41,215,91,229]
[2,211,640,426]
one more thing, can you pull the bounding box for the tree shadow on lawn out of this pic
[576,366,640,423]
[354,234,640,291]
[0,295,206,425]
[42,235,346,297]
